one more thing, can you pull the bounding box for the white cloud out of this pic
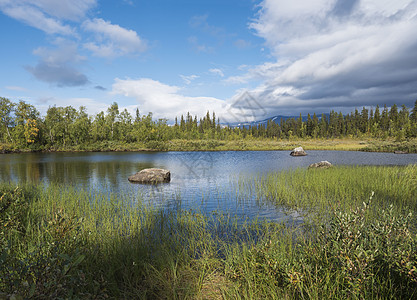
[0,2,72,35]
[180,74,199,85]
[111,78,227,120]
[209,68,224,77]
[25,0,96,21]
[240,0,417,115]
[0,0,96,35]
[82,18,147,57]
[111,78,270,123]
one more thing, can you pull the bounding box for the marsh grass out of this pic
[364,139,417,153]
[249,165,417,215]
[0,138,372,153]
[1,165,417,299]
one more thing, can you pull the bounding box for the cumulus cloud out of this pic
[240,0,417,115]
[111,78,271,123]
[25,39,89,87]
[82,18,147,57]
[111,78,228,120]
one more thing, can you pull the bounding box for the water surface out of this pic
[1,150,415,221]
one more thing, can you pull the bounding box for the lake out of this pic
[1,150,416,222]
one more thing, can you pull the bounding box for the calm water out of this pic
[0,150,416,221]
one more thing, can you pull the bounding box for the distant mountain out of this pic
[225,113,330,128]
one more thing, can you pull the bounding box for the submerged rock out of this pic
[308,161,332,169]
[290,147,307,156]
[128,168,171,184]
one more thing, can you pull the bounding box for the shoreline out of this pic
[1,138,416,154]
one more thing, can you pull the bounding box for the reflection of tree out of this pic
[95,161,154,188]
[0,153,156,190]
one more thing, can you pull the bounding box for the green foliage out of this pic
[0,186,89,298]
[1,165,417,299]
[251,165,417,215]
[314,196,417,298]
[225,197,417,299]
[1,96,417,152]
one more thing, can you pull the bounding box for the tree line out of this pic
[0,96,416,149]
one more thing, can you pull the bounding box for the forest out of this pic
[1,96,417,151]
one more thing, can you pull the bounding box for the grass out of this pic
[165,138,372,152]
[1,165,417,298]
[3,137,417,153]
[248,164,417,214]
[364,138,417,153]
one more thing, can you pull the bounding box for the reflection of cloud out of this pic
[82,18,147,57]
[234,0,417,115]
[177,152,214,179]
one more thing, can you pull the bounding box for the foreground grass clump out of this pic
[0,184,240,299]
[1,165,417,299]
[251,165,417,213]
[224,194,417,299]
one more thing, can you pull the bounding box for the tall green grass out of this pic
[248,165,417,214]
[1,165,417,299]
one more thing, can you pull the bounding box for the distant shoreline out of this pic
[1,138,416,154]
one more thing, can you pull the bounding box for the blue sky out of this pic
[1,0,417,123]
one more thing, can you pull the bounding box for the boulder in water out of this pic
[128,168,171,184]
[308,161,332,169]
[290,147,307,156]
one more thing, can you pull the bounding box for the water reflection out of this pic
[0,152,156,189]
[0,150,416,221]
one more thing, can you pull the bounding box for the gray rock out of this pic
[128,168,171,184]
[308,161,332,169]
[290,147,307,156]
[394,150,408,154]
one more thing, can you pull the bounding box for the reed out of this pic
[248,165,417,214]
[1,165,416,298]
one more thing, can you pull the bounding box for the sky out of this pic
[1,0,417,123]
